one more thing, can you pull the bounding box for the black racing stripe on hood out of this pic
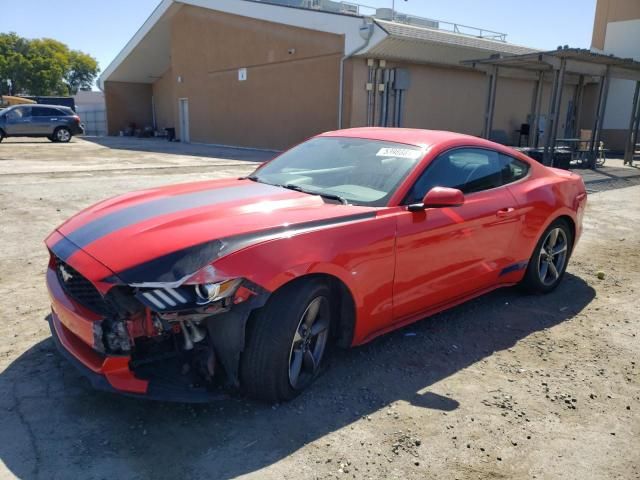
[50,235,83,262]
[109,212,377,285]
[52,183,282,256]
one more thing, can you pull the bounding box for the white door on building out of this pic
[179,98,190,143]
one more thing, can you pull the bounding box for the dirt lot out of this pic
[0,137,638,480]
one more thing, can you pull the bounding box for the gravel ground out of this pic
[0,137,638,480]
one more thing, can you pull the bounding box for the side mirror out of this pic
[408,187,465,212]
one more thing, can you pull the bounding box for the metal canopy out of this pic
[465,48,640,80]
[463,48,640,167]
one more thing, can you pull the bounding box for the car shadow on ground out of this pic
[82,136,277,163]
[0,274,595,479]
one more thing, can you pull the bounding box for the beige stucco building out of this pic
[591,0,640,149]
[99,0,630,152]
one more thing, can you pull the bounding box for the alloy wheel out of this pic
[538,227,568,286]
[56,129,71,142]
[288,296,330,390]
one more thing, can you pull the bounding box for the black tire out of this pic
[47,135,55,142]
[53,127,72,143]
[0,130,5,143]
[241,279,333,402]
[520,218,573,294]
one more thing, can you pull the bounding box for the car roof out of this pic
[33,104,72,110]
[6,104,68,110]
[318,128,503,151]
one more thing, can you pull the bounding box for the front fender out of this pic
[211,213,397,344]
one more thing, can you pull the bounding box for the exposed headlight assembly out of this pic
[135,278,243,312]
[194,278,242,305]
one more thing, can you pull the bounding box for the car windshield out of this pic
[250,137,424,206]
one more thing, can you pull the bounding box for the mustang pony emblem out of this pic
[58,265,74,283]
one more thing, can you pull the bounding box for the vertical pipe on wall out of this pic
[380,68,390,127]
[338,20,374,129]
[373,66,382,127]
[366,59,376,127]
[387,68,396,127]
[394,69,401,128]
[151,95,157,131]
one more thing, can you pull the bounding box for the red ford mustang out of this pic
[45,128,587,402]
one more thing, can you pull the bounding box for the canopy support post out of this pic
[530,71,545,148]
[482,65,498,139]
[573,75,585,138]
[544,59,566,166]
[589,66,611,168]
[624,81,640,165]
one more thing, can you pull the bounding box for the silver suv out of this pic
[0,104,85,143]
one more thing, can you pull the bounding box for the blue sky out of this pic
[0,0,597,87]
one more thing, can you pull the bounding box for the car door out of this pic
[392,147,522,321]
[4,106,32,135]
[30,106,62,135]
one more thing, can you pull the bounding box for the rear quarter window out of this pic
[499,154,530,184]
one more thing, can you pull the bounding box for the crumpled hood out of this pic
[47,178,376,285]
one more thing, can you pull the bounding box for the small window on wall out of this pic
[499,154,530,185]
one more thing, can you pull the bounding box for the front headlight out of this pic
[135,278,243,312]
[194,278,242,305]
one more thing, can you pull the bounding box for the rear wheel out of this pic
[53,127,72,143]
[241,280,333,402]
[0,130,5,143]
[521,219,573,293]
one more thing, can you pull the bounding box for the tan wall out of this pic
[592,0,640,49]
[152,68,175,132]
[104,81,153,135]
[168,5,344,149]
[401,64,486,135]
[493,76,537,141]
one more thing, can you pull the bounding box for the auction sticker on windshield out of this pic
[376,147,422,159]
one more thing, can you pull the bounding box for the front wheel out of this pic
[520,219,573,293]
[0,130,5,143]
[241,280,333,402]
[53,127,72,143]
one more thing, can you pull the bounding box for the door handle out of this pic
[496,207,516,217]
[50,118,58,121]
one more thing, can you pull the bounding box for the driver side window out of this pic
[405,148,503,204]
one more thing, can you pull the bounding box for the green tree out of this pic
[0,33,31,95]
[0,33,99,96]
[65,50,99,94]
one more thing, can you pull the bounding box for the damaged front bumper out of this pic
[46,261,267,402]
